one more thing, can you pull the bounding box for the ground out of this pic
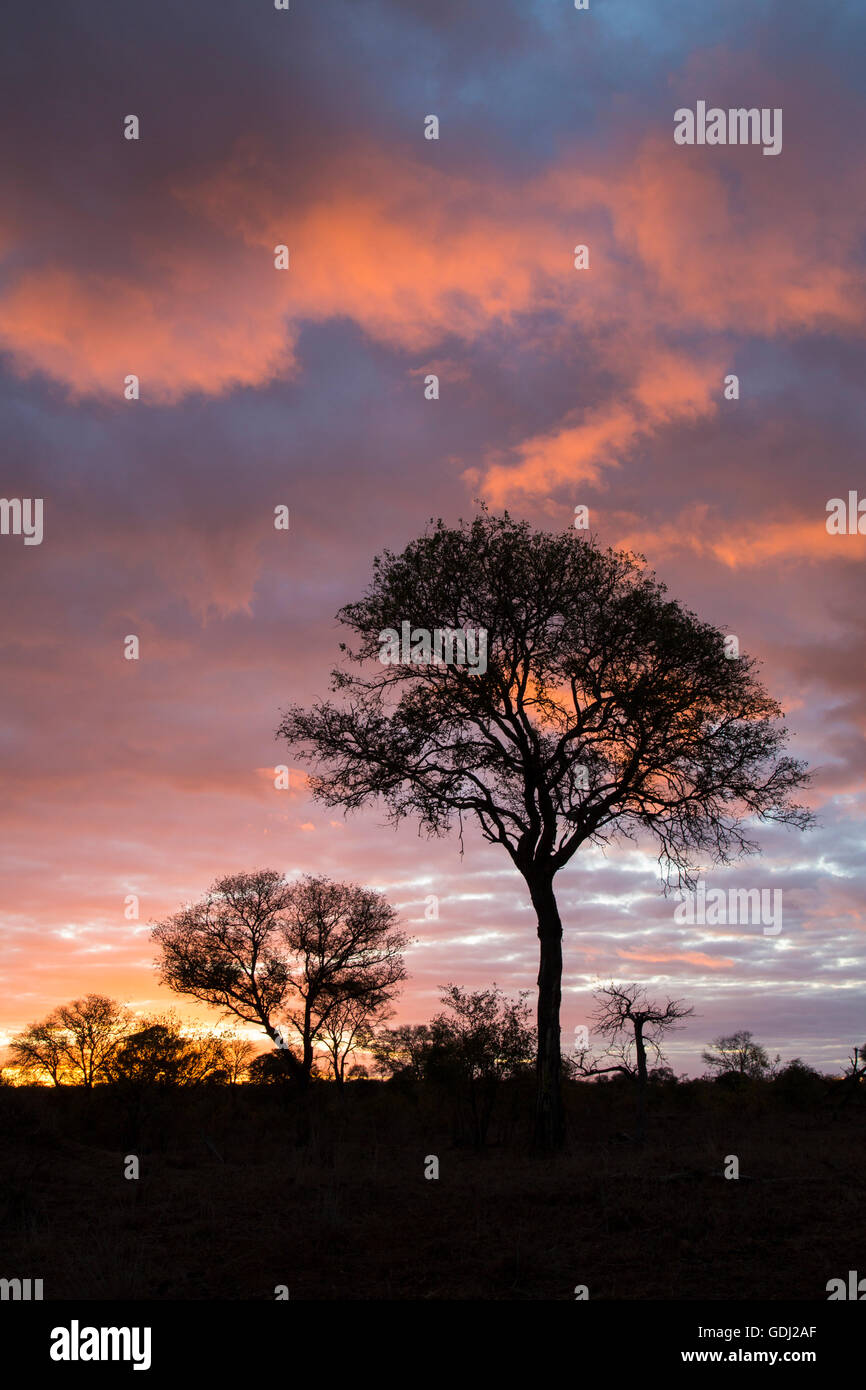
[0,1078,862,1301]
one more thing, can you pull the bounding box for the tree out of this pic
[153,870,300,1078]
[56,996,131,1087]
[573,982,694,1138]
[844,1043,866,1084]
[429,984,535,1148]
[276,510,812,1148]
[701,1030,775,1081]
[772,1057,824,1107]
[10,995,130,1088]
[276,875,408,1082]
[8,1017,68,1086]
[318,997,393,1088]
[248,1048,293,1085]
[832,1044,866,1109]
[220,1032,256,1085]
[366,1023,436,1081]
[152,870,407,1087]
[110,1021,190,1086]
[647,1065,677,1085]
[108,1016,238,1087]
[368,986,535,1146]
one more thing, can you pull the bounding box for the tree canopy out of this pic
[152,870,407,1084]
[278,510,811,888]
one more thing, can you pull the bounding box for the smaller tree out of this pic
[318,998,394,1087]
[58,995,131,1087]
[429,984,536,1148]
[771,1057,824,1107]
[366,1023,437,1082]
[152,870,408,1089]
[279,875,408,1083]
[574,983,694,1138]
[8,1017,68,1086]
[831,1043,866,1109]
[367,989,535,1143]
[109,1017,239,1087]
[152,870,301,1077]
[110,1021,188,1087]
[701,1030,777,1082]
[248,1048,300,1085]
[844,1043,866,1084]
[181,1028,235,1084]
[111,1017,246,1089]
[648,1065,677,1085]
[10,995,130,1088]
[219,1032,256,1085]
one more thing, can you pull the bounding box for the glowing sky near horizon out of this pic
[1,0,864,1076]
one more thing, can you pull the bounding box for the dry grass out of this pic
[0,1079,862,1300]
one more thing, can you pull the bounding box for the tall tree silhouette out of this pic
[277,511,812,1149]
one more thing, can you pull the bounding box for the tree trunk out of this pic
[634,1020,647,1143]
[264,1021,303,1085]
[529,873,565,1151]
[300,998,314,1088]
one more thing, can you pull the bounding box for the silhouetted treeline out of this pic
[4,985,863,1157]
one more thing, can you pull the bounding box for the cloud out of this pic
[616,948,736,970]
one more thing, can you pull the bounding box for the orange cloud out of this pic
[478,351,719,502]
[616,948,736,969]
[0,266,296,404]
[0,126,863,488]
[613,508,866,569]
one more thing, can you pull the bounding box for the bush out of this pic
[771,1058,825,1107]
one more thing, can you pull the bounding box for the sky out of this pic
[1,0,864,1077]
